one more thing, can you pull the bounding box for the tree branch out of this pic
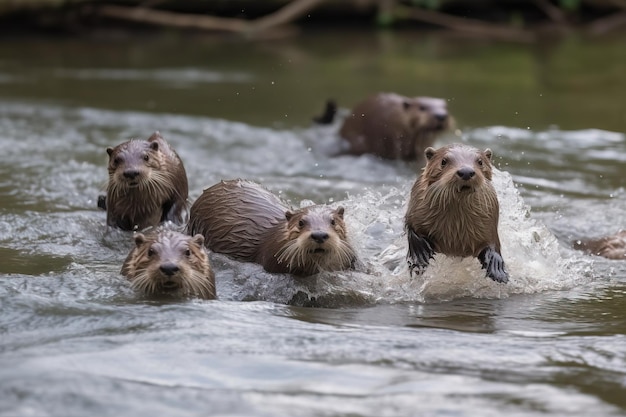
[397,6,535,43]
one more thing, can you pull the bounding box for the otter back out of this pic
[188,179,287,261]
[105,132,189,231]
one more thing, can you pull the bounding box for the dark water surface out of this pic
[1,30,626,416]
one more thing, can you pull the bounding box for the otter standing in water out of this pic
[187,179,357,276]
[104,132,188,230]
[121,230,216,299]
[404,143,508,283]
[573,230,626,259]
[335,93,453,162]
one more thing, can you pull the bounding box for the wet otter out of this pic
[121,229,216,299]
[573,230,626,259]
[104,132,188,230]
[187,179,357,276]
[337,93,453,161]
[404,143,508,283]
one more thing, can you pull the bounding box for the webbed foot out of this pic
[478,246,509,283]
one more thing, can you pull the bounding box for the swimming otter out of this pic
[337,93,453,161]
[187,179,357,276]
[573,230,626,259]
[104,132,188,230]
[404,143,508,283]
[121,229,216,299]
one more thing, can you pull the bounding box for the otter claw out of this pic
[406,228,434,277]
[478,246,509,283]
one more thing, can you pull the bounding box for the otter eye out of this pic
[143,154,150,162]
[477,159,483,166]
[113,157,122,165]
[298,220,305,228]
[148,248,155,257]
[441,158,447,167]
[330,219,336,226]
[185,249,191,257]
[419,105,427,112]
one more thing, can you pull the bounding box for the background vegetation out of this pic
[1,0,626,42]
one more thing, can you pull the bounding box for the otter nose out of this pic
[456,167,475,181]
[434,114,448,122]
[310,231,329,244]
[123,169,140,180]
[159,263,179,276]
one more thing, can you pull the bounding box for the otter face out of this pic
[124,231,215,299]
[404,97,451,133]
[106,140,165,191]
[423,144,493,193]
[276,206,356,274]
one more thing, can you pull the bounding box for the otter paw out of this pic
[406,229,434,276]
[97,195,107,210]
[478,247,509,283]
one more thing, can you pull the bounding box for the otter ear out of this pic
[106,147,114,156]
[134,233,147,247]
[425,147,436,161]
[149,141,159,152]
[147,131,163,142]
[285,211,294,221]
[191,234,205,247]
[484,148,493,161]
[335,206,345,220]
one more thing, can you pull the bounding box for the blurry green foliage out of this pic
[558,0,582,11]
[410,0,441,10]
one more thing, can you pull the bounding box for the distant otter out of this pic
[187,179,357,276]
[404,143,508,283]
[573,230,626,259]
[104,132,188,231]
[336,93,453,161]
[121,230,216,299]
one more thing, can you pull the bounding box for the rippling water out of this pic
[1,32,626,416]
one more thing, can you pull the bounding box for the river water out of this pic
[1,30,626,416]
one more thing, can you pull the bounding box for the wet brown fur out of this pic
[121,230,216,299]
[105,132,188,230]
[188,179,357,276]
[573,230,626,260]
[405,143,508,282]
[339,93,453,162]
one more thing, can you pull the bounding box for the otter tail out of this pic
[312,99,337,125]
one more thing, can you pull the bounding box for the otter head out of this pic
[106,139,167,193]
[124,231,215,299]
[422,144,493,194]
[403,97,452,134]
[276,206,356,275]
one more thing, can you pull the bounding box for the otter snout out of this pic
[123,169,141,180]
[434,113,448,122]
[159,262,180,276]
[456,167,475,181]
[310,231,329,244]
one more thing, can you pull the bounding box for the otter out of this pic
[187,179,357,276]
[404,143,508,283]
[121,230,216,299]
[337,93,453,162]
[104,132,188,231]
[573,230,626,259]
